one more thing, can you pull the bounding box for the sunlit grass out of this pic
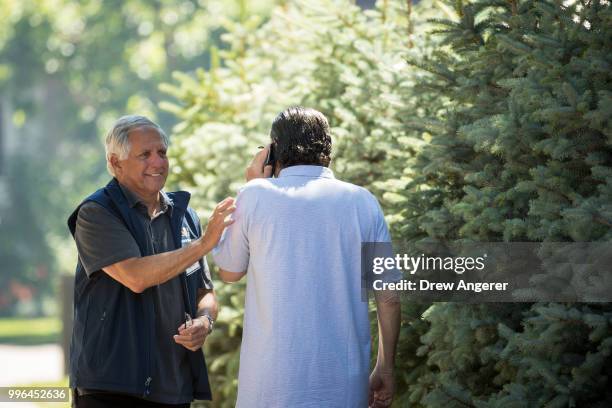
[0,317,61,345]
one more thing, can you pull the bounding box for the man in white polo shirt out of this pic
[212,107,401,408]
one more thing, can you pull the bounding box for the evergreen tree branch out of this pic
[593,214,612,228]
[440,387,478,408]
[406,0,414,48]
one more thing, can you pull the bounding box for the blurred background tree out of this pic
[0,0,279,316]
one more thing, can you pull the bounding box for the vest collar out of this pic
[106,178,191,214]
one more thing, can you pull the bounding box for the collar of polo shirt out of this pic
[278,165,334,179]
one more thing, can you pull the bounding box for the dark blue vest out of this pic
[67,178,212,400]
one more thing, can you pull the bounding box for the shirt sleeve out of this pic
[368,191,391,243]
[374,205,392,243]
[368,192,402,283]
[212,187,251,274]
[74,201,141,277]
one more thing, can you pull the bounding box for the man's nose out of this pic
[149,153,167,168]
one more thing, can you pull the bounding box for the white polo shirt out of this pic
[212,165,391,408]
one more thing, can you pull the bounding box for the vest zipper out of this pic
[146,219,154,398]
[183,272,193,317]
[180,223,194,317]
[144,376,152,397]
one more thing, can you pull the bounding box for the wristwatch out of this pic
[202,313,214,335]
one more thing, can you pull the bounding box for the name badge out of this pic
[181,227,201,275]
[181,227,192,245]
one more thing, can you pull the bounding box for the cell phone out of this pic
[184,312,192,329]
[264,143,276,177]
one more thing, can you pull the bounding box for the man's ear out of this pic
[110,154,122,176]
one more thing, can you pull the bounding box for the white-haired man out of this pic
[67,115,235,408]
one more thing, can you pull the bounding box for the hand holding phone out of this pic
[247,145,274,181]
[264,143,276,177]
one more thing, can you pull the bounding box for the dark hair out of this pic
[270,106,332,168]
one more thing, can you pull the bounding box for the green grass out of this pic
[0,317,61,345]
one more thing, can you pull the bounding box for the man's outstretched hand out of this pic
[201,197,236,253]
[368,365,395,408]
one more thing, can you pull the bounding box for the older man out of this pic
[213,107,401,408]
[67,115,234,408]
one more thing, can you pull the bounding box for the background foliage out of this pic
[162,0,612,407]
